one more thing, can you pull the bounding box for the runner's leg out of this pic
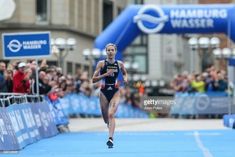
[100,91,109,125]
[108,91,120,139]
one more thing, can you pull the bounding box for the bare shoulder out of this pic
[117,60,124,67]
[97,60,105,68]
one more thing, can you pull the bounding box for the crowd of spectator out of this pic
[170,66,228,93]
[0,59,92,98]
[0,59,144,108]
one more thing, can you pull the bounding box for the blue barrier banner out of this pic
[44,96,69,126]
[21,103,40,143]
[194,94,229,114]
[7,103,42,148]
[45,99,58,125]
[30,102,58,138]
[69,94,80,114]
[171,93,229,115]
[57,93,148,118]
[51,100,69,126]
[223,114,235,128]
[58,95,70,116]
[74,94,82,114]
[0,107,19,151]
[6,104,33,149]
[116,103,148,118]
[116,104,129,118]
[30,103,48,138]
[223,114,235,129]
[79,94,90,114]
[0,101,58,151]
[89,96,101,116]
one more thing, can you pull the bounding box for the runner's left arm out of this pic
[118,61,128,84]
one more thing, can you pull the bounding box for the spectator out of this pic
[131,92,141,108]
[92,82,101,97]
[170,74,189,92]
[5,69,13,92]
[75,68,82,93]
[181,72,190,92]
[212,72,228,92]
[80,80,92,97]
[171,65,228,94]
[13,62,31,93]
[32,71,51,94]
[186,74,195,93]
[124,86,132,104]
[0,62,7,92]
[191,74,205,93]
[202,72,213,92]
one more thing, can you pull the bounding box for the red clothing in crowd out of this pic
[13,71,30,93]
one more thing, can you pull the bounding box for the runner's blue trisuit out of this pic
[100,59,120,102]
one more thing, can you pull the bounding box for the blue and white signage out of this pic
[133,5,229,34]
[2,32,51,59]
[133,5,169,34]
[95,4,235,55]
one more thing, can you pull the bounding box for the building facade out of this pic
[0,0,128,75]
[1,0,233,79]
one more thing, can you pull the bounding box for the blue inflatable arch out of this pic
[94,4,235,60]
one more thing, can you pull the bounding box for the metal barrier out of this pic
[0,94,45,107]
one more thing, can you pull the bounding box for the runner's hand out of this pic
[123,78,128,86]
[105,69,114,76]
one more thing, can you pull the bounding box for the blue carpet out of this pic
[2,130,235,157]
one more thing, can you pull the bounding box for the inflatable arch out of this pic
[94,4,235,60]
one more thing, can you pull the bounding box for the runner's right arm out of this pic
[92,61,113,83]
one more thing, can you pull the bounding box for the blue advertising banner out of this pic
[0,107,19,151]
[79,94,90,115]
[88,96,101,116]
[116,103,149,118]
[53,100,69,126]
[30,103,47,138]
[56,94,148,118]
[20,103,40,143]
[2,32,51,59]
[0,101,58,151]
[69,94,80,115]
[6,104,42,148]
[223,114,235,128]
[171,93,229,115]
[194,94,229,114]
[6,104,31,149]
[58,95,70,116]
[30,102,58,138]
[44,96,69,126]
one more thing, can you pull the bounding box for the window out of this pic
[126,47,146,54]
[134,0,144,4]
[75,63,81,71]
[124,35,148,74]
[46,61,57,66]
[103,0,113,30]
[36,0,48,22]
[133,55,147,73]
[67,62,73,74]
[117,7,123,15]
[84,65,89,72]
